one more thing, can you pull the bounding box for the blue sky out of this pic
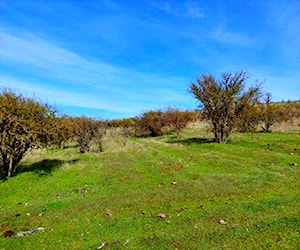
[1,0,299,119]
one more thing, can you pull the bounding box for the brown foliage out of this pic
[73,117,99,153]
[281,100,300,123]
[94,121,107,152]
[190,71,262,143]
[260,93,285,132]
[236,98,300,133]
[109,117,136,128]
[236,104,261,132]
[134,110,165,137]
[47,116,76,148]
[164,108,194,138]
[133,108,196,138]
[0,90,54,177]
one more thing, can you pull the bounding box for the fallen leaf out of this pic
[3,230,14,238]
[1,224,9,232]
[106,209,113,217]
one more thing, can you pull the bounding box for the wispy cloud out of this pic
[264,0,300,61]
[0,29,120,90]
[184,0,205,18]
[247,68,300,102]
[147,1,175,15]
[147,0,205,19]
[0,75,134,114]
[1,0,298,119]
[0,29,193,117]
[208,28,258,47]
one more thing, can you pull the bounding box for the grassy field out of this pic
[0,124,299,249]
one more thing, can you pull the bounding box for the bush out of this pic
[94,121,107,152]
[260,93,284,132]
[73,117,99,153]
[164,108,194,138]
[134,110,165,137]
[48,116,76,148]
[109,117,136,128]
[280,100,300,123]
[236,104,261,132]
[0,90,54,177]
[190,71,262,143]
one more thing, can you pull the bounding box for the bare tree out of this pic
[190,71,262,143]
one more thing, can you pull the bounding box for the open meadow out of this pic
[2,0,300,248]
[0,122,299,249]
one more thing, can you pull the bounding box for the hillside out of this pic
[0,124,299,249]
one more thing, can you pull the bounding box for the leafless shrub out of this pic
[190,71,262,143]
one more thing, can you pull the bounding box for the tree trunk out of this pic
[98,141,104,152]
[7,156,14,177]
[213,123,218,141]
[216,127,227,144]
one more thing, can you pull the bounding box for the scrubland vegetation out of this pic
[1,72,299,249]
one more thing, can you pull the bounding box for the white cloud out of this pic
[247,69,300,102]
[147,0,205,19]
[208,28,258,47]
[0,75,193,116]
[185,0,205,18]
[0,29,193,116]
[147,1,174,14]
[0,29,121,91]
[0,75,131,113]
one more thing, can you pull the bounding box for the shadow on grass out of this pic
[59,144,78,149]
[17,158,78,176]
[47,144,78,152]
[167,137,216,145]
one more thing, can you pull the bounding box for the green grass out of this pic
[0,127,299,249]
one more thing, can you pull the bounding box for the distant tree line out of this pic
[0,90,196,178]
[132,108,196,138]
[1,71,299,178]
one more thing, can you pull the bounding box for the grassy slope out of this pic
[0,127,299,249]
